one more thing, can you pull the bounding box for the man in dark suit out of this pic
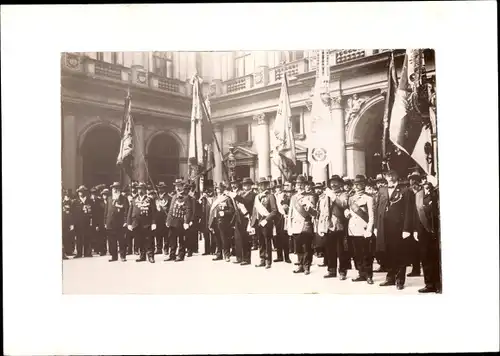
[199,183,216,255]
[71,185,95,258]
[407,171,423,277]
[165,179,193,262]
[209,182,236,262]
[413,180,441,293]
[62,190,74,259]
[228,177,255,265]
[154,182,170,255]
[185,182,199,257]
[104,182,129,262]
[127,182,156,263]
[250,177,278,269]
[89,187,106,256]
[374,170,414,290]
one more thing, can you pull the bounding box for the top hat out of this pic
[257,177,270,185]
[314,182,324,189]
[137,182,147,189]
[283,182,293,192]
[90,187,97,194]
[408,170,421,180]
[76,185,88,193]
[384,169,399,178]
[328,175,344,185]
[241,177,254,185]
[216,181,228,190]
[110,182,121,189]
[173,178,184,186]
[353,174,367,185]
[157,182,167,189]
[101,188,110,195]
[295,174,307,184]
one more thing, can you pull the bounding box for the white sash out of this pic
[254,193,270,218]
[209,194,229,217]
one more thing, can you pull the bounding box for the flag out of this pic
[389,49,433,174]
[188,75,215,180]
[116,92,134,179]
[203,95,216,173]
[271,71,296,181]
[381,51,398,161]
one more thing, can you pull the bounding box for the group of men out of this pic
[62,169,441,293]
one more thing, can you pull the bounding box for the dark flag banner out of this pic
[116,92,134,179]
[381,51,398,168]
[389,49,433,174]
[271,71,297,181]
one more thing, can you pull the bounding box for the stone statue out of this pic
[345,94,366,127]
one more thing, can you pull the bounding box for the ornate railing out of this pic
[94,61,123,80]
[335,49,366,64]
[271,58,309,83]
[158,77,180,93]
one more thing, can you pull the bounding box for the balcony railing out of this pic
[61,53,188,96]
[223,74,254,94]
[270,58,309,84]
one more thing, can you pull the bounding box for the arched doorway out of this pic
[147,132,180,187]
[348,96,416,179]
[81,125,121,188]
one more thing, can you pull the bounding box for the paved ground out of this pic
[63,242,426,294]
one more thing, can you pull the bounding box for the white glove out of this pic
[318,232,325,237]
[413,232,419,241]
[151,224,156,231]
[189,221,193,227]
[344,209,351,218]
[69,225,74,231]
[123,223,127,227]
[247,227,256,235]
[183,223,189,230]
[96,226,100,231]
[402,231,410,239]
[363,230,372,238]
[127,225,133,231]
[259,220,267,227]
[374,228,377,237]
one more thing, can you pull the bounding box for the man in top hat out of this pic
[184,181,199,257]
[344,175,375,284]
[104,182,129,262]
[319,175,350,280]
[127,182,156,263]
[71,185,95,258]
[227,178,251,264]
[407,170,423,277]
[413,180,441,293]
[287,175,317,275]
[232,177,257,265]
[374,169,414,290]
[153,182,170,255]
[199,182,216,255]
[273,180,291,263]
[249,177,278,269]
[62,189,74,259]
[209,181,237,262]
[281,182,295,254]
[165,178,193,262]
[126,182,139,255]
[373,173,388,273]
[313,182,328,266]
[89,187,106,256]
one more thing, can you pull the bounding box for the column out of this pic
[346,143,366,178]
[227,52,235,79]
[212,124,224,184]
[329,95,347,177]
[62,114,77,190]
[253,113,270,179]
[134,124,146,182]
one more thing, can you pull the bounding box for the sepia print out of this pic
[61,49,441,294]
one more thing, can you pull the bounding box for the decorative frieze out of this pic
[253,112,267,125]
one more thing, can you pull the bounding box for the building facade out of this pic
[61,49,436,190]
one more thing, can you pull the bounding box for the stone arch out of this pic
[79,122,122,188]
[145,129,186,158]
[78,119,121,153]
[145,130,183,187]
[346,94,385,144]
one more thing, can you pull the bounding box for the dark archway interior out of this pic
[356,101,416,179]
[81,125,121,188]
[147,133,180,187]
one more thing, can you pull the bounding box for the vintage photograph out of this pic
[61,49,441,294]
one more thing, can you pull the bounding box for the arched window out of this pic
[147,133,180,187]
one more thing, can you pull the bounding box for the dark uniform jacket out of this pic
[154,193,171,227]
[62,197,73,230]
[127,194,155,229]
[413,188,439,237]
[104,194,129,230]
[374,184,414,251]
[208,194,237,229]
[166,193,193,228]
[90,196,105,229]
[234,190,256,219]
[250,190,278,228]
[72,196,95,229]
